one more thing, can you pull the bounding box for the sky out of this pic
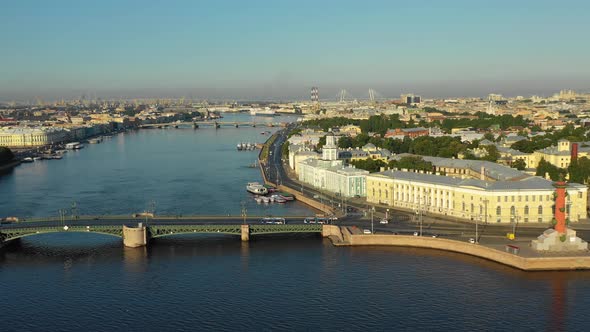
[1,0,589,101]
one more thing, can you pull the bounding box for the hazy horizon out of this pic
[1,0,589,102]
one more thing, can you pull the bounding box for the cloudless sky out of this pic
[1,0,589,101]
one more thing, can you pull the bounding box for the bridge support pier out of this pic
[123,224,148,247]
[241,224,250,242]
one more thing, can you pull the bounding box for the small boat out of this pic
[269,196,275,203]
[261,196,270,204]
[278,192,295,201]
[33,156,42,161]
[22,157,34,163]
[272,195,286,203]
[254,197,262,204]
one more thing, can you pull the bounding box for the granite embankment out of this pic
[330,226,590,271]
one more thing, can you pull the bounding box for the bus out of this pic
[304,217,337,224]
[261,217,286,224]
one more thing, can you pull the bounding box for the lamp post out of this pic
[371,206,375,234]
[386,208,389,221]
[241,201,247,225]
[475,214,480,244]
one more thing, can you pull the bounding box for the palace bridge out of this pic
[139,121,287,129]
[0,221,329,248]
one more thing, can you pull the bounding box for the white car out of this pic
[413,231,419,236]
[379,219,388,224]
[469,238,476,244]
[363,229,372,234]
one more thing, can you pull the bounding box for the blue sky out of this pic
[1,0,589,101]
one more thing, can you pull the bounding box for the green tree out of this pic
[536,158,567,181]
[568,157,590,184]
[0,146,15,165]
[511,159,526,170]
[349,158,387,173]
[388,156,433,172]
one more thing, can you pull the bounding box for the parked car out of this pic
[363,229,372,234]
[413,231,419,236]
[469,238,476,244]
[379,219,389,224]
[431,234,439,238]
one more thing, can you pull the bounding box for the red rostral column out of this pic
[553,181,567,234]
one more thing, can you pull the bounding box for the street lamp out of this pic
[386,208,389,221]
[241,201,247,225]
[371,206,375,234]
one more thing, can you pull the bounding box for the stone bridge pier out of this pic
[123,224,148,247]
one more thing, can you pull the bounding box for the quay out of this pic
[323,225,590,271]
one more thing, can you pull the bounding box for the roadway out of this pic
[261,124,590,245]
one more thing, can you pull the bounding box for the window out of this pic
[579,192,583,199]
[496,206,501,216]
[524,206,529,215]
[511,196,515,202]
[538,205,543,215]
[538,217,543,223]
[510,206,516,216]
[525,195,529,202]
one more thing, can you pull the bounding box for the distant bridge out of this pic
[139,121,287,129]
[0,223,326,247]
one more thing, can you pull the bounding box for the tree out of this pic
[511,159,526,171]
[0,146,14,165]
[568,157,590,184]
[481,145,500,162]
[536,158,567,181]
[388,156,433,172]
[349,159,387,173]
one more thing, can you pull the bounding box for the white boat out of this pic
[269,196,275,203]
[254,197,263,204]
[65,142,83,149]
[246,182,268,195]
[249,108,276,116]
[261,196,270,204]
[22,157,34,163]
[272,195,287,203]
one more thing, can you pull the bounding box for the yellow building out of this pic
[366,170,587,224]
[0,127,68,147]
[530,140,590,169]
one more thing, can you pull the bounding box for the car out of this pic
[431,234,439,238]
[468,238,476,244]
[363,229,372,234]
[379,219,388,224]
[413,231,419,236]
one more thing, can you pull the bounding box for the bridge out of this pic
[139,121,287,129]
[0,223,327,248]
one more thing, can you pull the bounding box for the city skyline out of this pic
[1,0,589,101]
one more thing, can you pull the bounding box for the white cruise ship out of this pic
[249,108,276,116]
[246,182,268,195]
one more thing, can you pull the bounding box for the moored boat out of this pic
[246,182,268,195]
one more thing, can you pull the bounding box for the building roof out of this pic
[370,170,559,192]
[390,153,527,181]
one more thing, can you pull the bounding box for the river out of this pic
[1,113,590,331]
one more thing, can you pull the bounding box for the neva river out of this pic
[2,113,590,331]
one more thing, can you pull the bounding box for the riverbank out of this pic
[324,225,590,271]
[0,160,21,173]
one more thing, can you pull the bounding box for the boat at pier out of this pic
[250,108,277,116]
[65,142,83,150]
[246,182,268,195]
